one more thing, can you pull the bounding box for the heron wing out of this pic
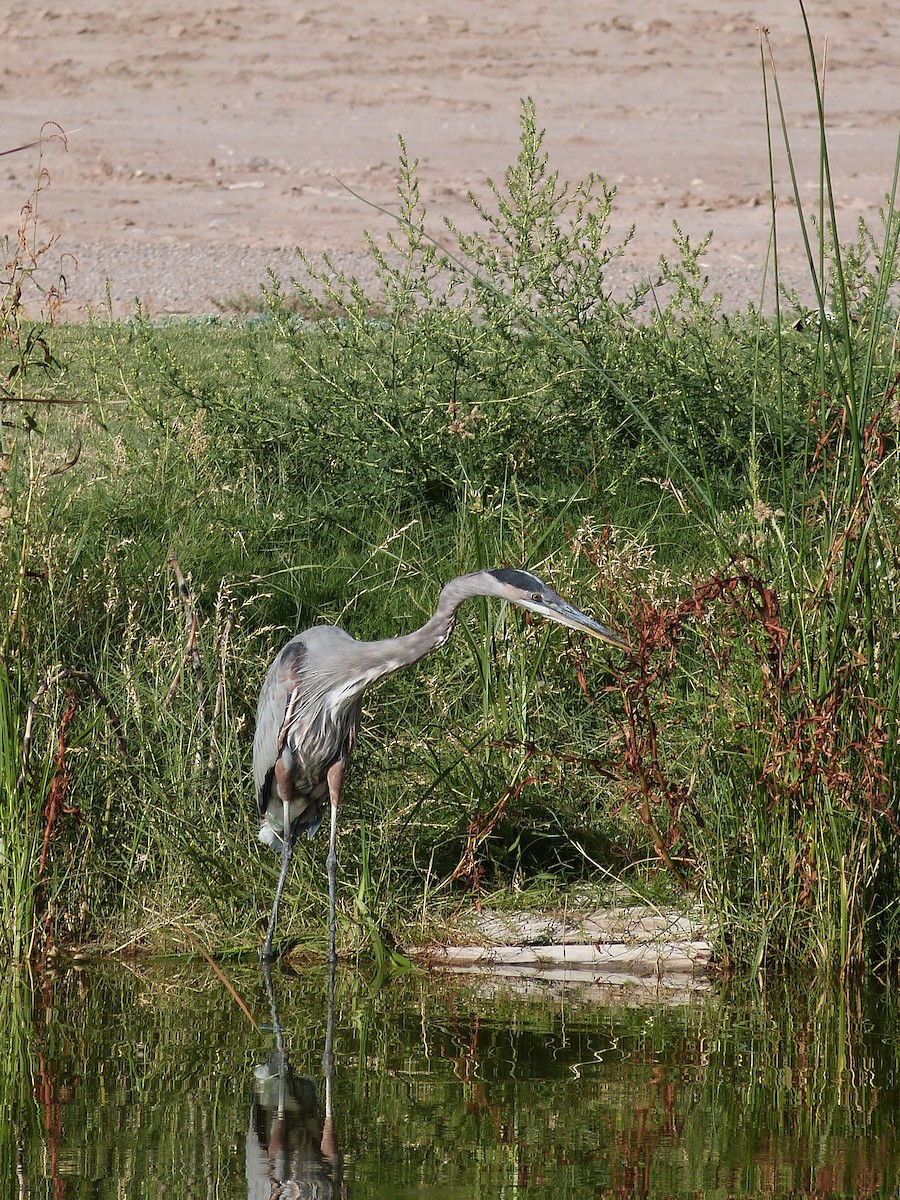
[253,636,307,813]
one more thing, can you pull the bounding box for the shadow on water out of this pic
[4,958,900,1197]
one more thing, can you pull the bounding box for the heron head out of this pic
[487,568,629,650]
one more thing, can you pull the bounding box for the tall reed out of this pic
[694,8,900,973]
[595,7,900,973]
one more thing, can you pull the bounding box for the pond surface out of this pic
[3,960,899,1198]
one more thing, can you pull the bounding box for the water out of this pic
[3,961,900,1198]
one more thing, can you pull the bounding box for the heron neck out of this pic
[354,574,486,685]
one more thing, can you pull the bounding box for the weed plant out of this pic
[2,6,900,975]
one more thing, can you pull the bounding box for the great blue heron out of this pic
[253,567,627,962]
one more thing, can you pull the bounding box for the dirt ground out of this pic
[1,1,897,317]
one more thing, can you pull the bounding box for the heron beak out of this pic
[543,599,630,650]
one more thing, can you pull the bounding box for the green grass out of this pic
[2,6,900,975]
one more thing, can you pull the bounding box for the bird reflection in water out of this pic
[246,961,344,1198]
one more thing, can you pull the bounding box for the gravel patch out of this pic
[51,240,815,322]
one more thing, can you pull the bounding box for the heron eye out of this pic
[531,592,542,603]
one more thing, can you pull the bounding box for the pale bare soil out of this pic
[1,1,897,317]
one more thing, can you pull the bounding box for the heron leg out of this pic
[325,759,344,965]
[261,765,294,962]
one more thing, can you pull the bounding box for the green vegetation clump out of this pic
[2,39,900,976]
